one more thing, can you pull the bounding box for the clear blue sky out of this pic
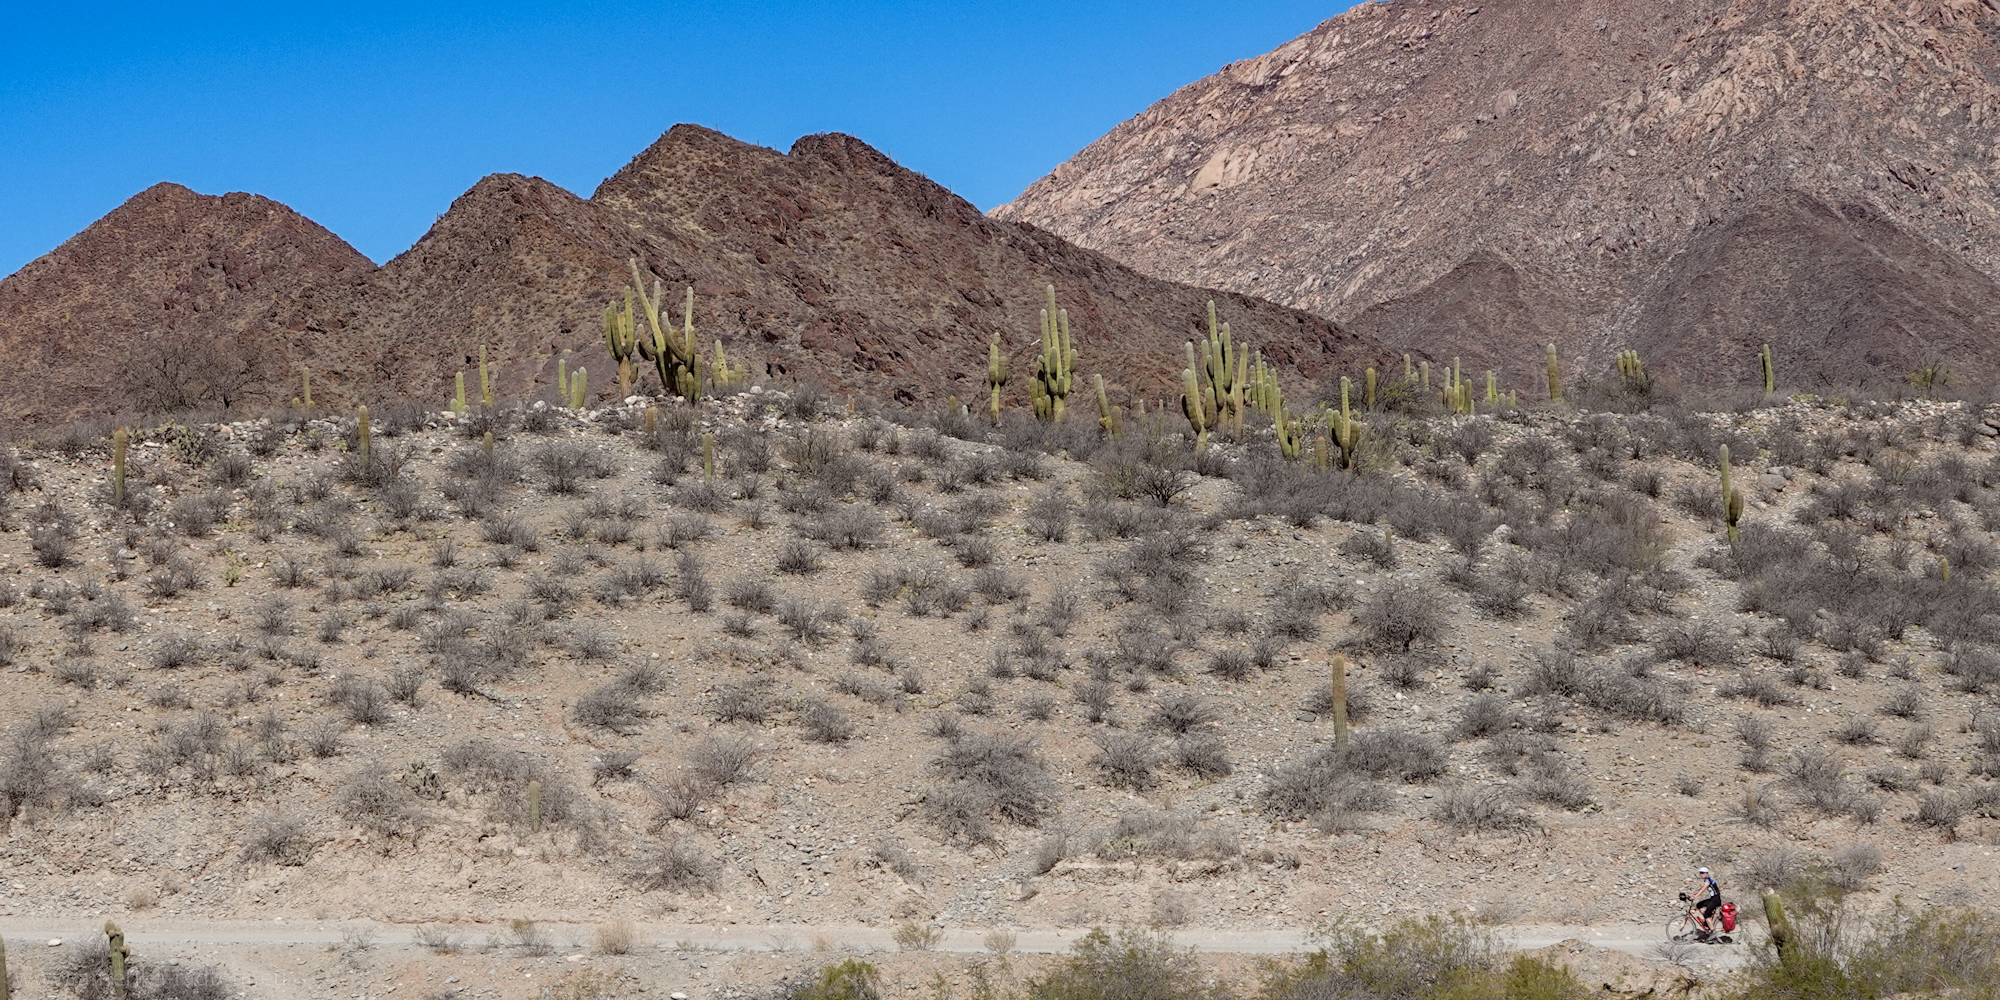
[0,1,1357,277]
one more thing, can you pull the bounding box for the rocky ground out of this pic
[1,384,1997,997]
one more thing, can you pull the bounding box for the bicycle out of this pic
[1667,893,1732,944]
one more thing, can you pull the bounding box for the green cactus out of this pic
[1180,342,1212,450]
[711,341,742,392]
[1403,353,1415,383]
[106,921,129,1000]
[452,371,468,415]
[627,260,703,403]
[478,346,496,409]
[1763,890,1792,963]
[703,431,716,483]
[1941,556,1953,584]
[357,405,371,468]
[1028,285,1077,422]
[111,428,127,510]
[1720,444,1744,542]
[1546,343,1562,403]
[1419,360,1431,393]
[986,332,1008,424]
[1094,374,1122,437]
[1365,367,1377,411]
[528,778,543,832]
[603,291,640,397]
[557,358,570,404]
[1331,377,1359,471]
[1760,343,1776,395]
[571,368,588,409]
[291,365,313,410]
[1198,301,1246,431]
[1485,370,1498,404]
[482,429,495,460]
[1330,655,1349,751]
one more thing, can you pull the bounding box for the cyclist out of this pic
[1683,866,1723,938]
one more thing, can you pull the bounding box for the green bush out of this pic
[791,959,882,1000]
[1736,902,2000,1000]
[1028,927,1222,1000]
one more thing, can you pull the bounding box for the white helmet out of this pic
[1698,867,1710,874]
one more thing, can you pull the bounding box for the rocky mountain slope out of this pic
[0,128,1389,427]
[0,184,373,424]
[993,0,2000,393]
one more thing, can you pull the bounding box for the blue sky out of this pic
[0,1,1357,277]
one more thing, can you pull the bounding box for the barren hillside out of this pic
[994,0,2000,391]
[0,128,1388,427]
[1,386,1997,996]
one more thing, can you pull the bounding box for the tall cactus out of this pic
[1365,367,1378,411]
[1763,890,1792,963]
[1198,301,1246,431]
[1546,343,1563,403]
[1180,342,1212,449]
[1028,285,1077,422]
[1094,374,1122,437]
[1331,377,1359,471]
[111,428,128,510]
[106,921,129,1000]
[1760,343,1776,394]
[1485,371,1498,404]
[452,371,468,415]
[1720,444,1744,542]
[703,432,716,483]
[1330,655,1350,751]
[627,260,703,403]
[294,365,313,410]
[357,405,371,468]
[603,291,640,397]
[986,332,1008,424]
[570,368,588,409]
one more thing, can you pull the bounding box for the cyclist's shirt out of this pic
[1699,875,1720,900]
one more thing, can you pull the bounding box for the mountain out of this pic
[0,128,1392,425]
[0,183,372,424]
[992,0,2000,393]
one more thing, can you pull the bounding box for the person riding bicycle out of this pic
[1680,867,1723,938]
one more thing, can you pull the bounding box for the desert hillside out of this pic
[0,128,1387,427]
[994,0,2000,391]
[1,377,1997,996]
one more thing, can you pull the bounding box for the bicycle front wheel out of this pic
[1667,914,1697,942]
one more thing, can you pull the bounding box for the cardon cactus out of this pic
[603,291,640,397]
[1094,374,1121,437]
[627,259,703,403]
[1180,342,1212,449]
[1029,285,1077,422]
[1760,343,1776,394]
[106,921,129,1000]
[1330,377,1360,470]
[479,346,495,409]
[986,332,1008,424]
[452,371,468,415]
[111,428,128,510]
[1546,343,1562,403]
[1199,301,1246,430]
[1720,444,1745,542]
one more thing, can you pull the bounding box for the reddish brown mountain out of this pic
[0,183,372,423]
[1,127,1391,425]
[994,0,2000,392]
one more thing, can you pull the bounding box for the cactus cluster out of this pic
[1330,377,1362,470]
[1093,374,1122,437]
[1616,349,1645,384]
[1441,358,1474,415]
[557,359,589,409]
[603,292,640,398]
[1028,285,1077,423]
[628,262,704,403]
